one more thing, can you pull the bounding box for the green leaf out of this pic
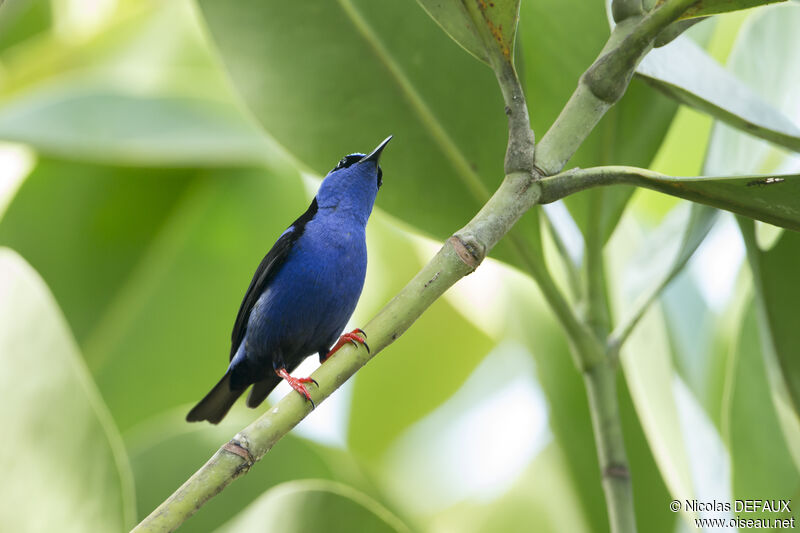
[0,159,308,430]
[196,0,541,269]
[0,0,51,52]
[0,87,275,166]
[621,309,696,504]
[127,411,378,533]
[415,0,521,66]
[607,211,727,515]
[465,0,522,65]
[681,0,786,19]
[555,168,800,231]
[430,444,594,533]
[0,159,198,344]
[704,4,800,176]
[726,303,800,507]
[0,1,275,166]
[507,291,609,531]
[0,248,135,532]
[645,173,800,230]
[503,264,674,533]
[637,34,800,155]
[413,1,489,64]
[660,272,727,425]
[612,203,718,344]
[740,223,800,435]
[214,480,411,533]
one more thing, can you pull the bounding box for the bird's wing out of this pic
[229,197,319,360]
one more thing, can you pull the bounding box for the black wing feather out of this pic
[229,198,318,360]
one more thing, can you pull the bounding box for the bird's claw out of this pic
[324,329,370,361]
[276,368,318,409]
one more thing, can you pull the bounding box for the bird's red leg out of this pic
[276,367,318,408]
[323,328,369,362]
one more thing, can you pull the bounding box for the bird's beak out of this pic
[359,135,392,164]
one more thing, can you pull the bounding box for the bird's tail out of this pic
[186,372,244,424]
[246,372,282,408]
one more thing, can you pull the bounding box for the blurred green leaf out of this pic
[507,287,607,531]
[127,411,379,532]
[348,216,494,460]
[740,223,800,435]
[726,304,800,511]
[0,159,196,343]
[622,309,695,503]
[0,0,276,166]
[519,0,677,243]
[196,0,542,269]
[637,34,800,155]
[431,444,593,533]
[660,271,725,425]
[682,0,786,18]
[0,0,51,52]
[215,480,411,533]
[0,87,274,166]
[507,265,674,533]
[612,203,717,344]
[703,4,800,176]
[0,248,135,532]
[0,159,307,429]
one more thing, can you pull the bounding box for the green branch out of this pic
[132,179,544,533]
[584,363,637,533]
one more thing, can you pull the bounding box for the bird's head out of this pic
[316,136,391,222]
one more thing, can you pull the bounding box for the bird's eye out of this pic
[377,167,383,190]
[331,154,364,173]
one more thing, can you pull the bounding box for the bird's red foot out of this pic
[323,328,369,362]
[276,368,318,408]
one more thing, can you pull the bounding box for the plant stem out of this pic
[132,168,545,533]
[131,234,481,533]
[583,361,637,533]
[584,191,613,338]
[527,3,696,531]
[534,0,696,176]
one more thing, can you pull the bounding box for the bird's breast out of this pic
[247,216,367,352]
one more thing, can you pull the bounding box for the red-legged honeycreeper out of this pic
[187,136,391,424]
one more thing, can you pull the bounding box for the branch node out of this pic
[222,439,255,471]
[448,235,484,271]
[604,462,631,480]
[581,58,634,105]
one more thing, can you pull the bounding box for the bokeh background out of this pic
[0,0,798,531]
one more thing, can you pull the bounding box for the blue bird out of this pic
[187,136,391,424]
